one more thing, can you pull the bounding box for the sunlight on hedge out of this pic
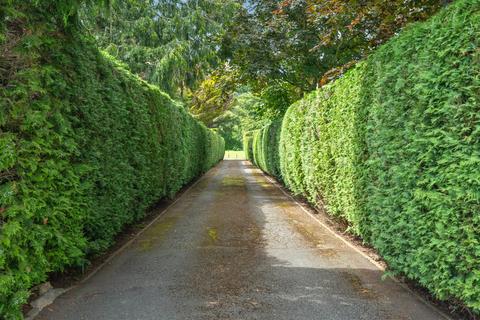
[245,0,480,312]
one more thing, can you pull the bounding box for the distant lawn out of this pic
[224,150,245,160]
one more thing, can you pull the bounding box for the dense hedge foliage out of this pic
[251,120,282,178]
[243,132,254,161]
[0,9,224,319]
[361,0,480,310]
[245,0,480,312]
[280,67,367,231]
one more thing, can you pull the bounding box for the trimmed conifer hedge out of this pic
[243,132,254,161]
[245,0,480,312]
[0,6,224,318]
[251,120,282,179]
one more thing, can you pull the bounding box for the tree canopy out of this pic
[221,0,446,92]
[73,0,446,148]
[82,0,238,97]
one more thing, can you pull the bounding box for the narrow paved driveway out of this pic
[37,160,447,320]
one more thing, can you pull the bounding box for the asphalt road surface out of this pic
[37,160,448,320]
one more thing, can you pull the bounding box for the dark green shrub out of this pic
[245,0,480,312]
[0,9,224,318]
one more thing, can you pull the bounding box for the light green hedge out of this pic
[0,7,224,318]
[245,0,480,312]
[251,120,282,178]
[243,132,254,161]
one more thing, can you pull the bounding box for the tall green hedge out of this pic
[279,99,307,195]
[243,132,254,161]
[360,0,479,310]
[251,120,282,179]
[245,0,480,312]
[0,8,224,318]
